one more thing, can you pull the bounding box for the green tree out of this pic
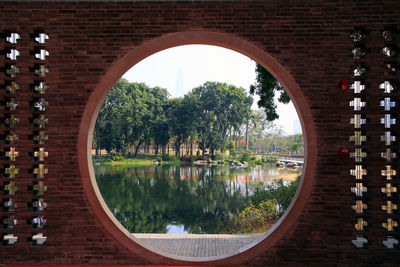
[167,96,198,156]
[192,82,253,155]
[245,109,279,153]
[148,86,170,155]
[93,95,114,155]
[94,79,139,154]
[224,141,236,157]
[94,79,260,158]
[250,63,290,121]
[290,142,301,154]
[93,79,170,157]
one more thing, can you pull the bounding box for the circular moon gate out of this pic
[78,31,317,265]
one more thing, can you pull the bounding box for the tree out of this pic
[290,142,301,154]
[250,63,290,121]
[243,109,280,153]
[224,141,236,157]
[148,86,170,155]
[93,95,114,155]
[191,82,253,155]
[94,79,257,158]
[93,79,169,157]
[166,96,198,156]
[94,78,137,154]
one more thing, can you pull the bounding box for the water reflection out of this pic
[94,164,297,234]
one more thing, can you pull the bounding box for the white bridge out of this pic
[277,156,304,166]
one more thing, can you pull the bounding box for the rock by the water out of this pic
[229,160,248,167]
[194,160,208,165]
[286,162,298,168]
[194,160,222,166]
[276,161,285,167]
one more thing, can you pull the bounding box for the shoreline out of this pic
[94,160,300,182]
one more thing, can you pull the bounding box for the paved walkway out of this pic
[134,234,264,258]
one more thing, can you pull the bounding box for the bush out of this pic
[240,149,253,162]
[237,204,262,229]
[180,156,193,162]
[258,200,278,221]
[215,151,226,161]
[161,154,171,161]
[224,141,236,157]
[239,228,251,234]
[251,175,301,212]
[237,200,278,230]
[121,146,130,157]
[156,156,162,162]
[111,155,124,161]
[262,155,278,163]
[92,155,112,163]
[169,155,181,162]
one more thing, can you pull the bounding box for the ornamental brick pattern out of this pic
[0,1,399,266]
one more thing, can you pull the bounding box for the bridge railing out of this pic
[277,156,304,163]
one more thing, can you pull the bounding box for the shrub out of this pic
[215,151,226,161]
[239,228,251,234]
[111,155,124,161]
[240,149,253,162]
[237,204,262,229]
[250,175,301,212]
[180,156,193,162]
[161,154,171,161]
[262,155,278,163]
[258,200,278,221]
[121,146,130,157]
[237,200,278,230]
[230,149,237,157]
[169,155,181,162]
[224,141,236,157]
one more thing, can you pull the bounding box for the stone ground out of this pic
[134,234,264,258]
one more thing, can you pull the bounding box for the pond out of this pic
[94,164,299,234]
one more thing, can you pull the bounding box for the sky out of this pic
[122,45,301,135]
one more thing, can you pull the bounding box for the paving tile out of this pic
[134,234,263,257]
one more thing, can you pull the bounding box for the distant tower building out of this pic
[293,119,302,134]
[175,69,184,98]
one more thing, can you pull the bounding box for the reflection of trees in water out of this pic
[95,165,250,234]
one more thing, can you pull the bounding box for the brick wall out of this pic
[0,1,399,266]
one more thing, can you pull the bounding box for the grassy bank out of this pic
[94,158,275,167]
[92,152,282,167]
[107,158,155,166]
[93,154,183,166]
[94,157,155,166]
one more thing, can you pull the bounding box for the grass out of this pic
[96,158,155,166]
[93,152,281,167]
[236,221,278,234]
[94,156,182,166]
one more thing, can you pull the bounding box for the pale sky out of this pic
[122,45,301,135]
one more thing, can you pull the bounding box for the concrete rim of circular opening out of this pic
[78,30,317,265]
